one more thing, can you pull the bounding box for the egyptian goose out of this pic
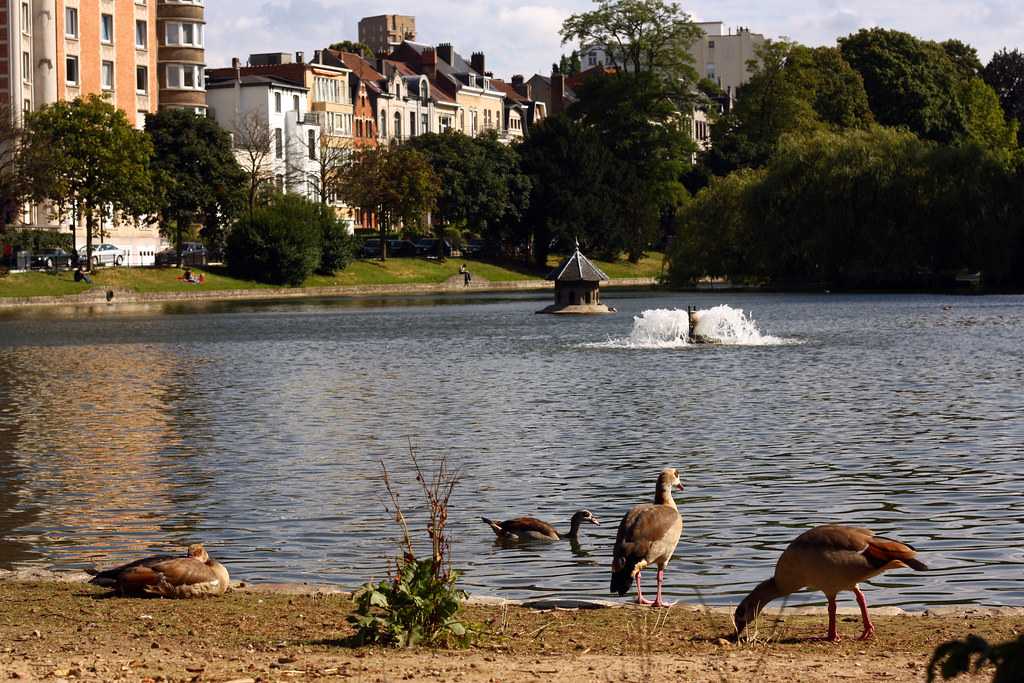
[733,525,928,641]
[482,510,600,541]
[610,468,684,607]
[90,543,230,598]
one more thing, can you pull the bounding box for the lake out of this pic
[1,290,1022,609]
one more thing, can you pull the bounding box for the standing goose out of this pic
[482,510,600,541]
[90,543,230,598]
[733,525,928,641]
[610,468,684,607]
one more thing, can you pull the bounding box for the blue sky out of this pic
[207,1,1023,77]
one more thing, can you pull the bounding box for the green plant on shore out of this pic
[928,633,1024,682]
[348,449,473,648]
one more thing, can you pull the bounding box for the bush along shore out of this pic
[0,575,1022,683]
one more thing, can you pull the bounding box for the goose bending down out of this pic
[610,468,684,607]
[482,510,600,541]
[733,525,928,641]
[90,543,230,598]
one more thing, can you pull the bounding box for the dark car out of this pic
[360,239,381,258]
[414,238,453,258]
[155,242,208,267]
[386,239,418,257]
[30,248,77,270]
[463,239,487,257]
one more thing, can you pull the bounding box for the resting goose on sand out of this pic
[90,543,230,598]
[733,525,928,641]
[482,510,600,541]
[610,468,684,607]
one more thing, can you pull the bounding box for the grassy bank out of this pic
[0,253,664,300]
[0,581,1016,682]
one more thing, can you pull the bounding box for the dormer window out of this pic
[419,81,428,101]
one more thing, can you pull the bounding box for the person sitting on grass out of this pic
[180,268,202,285]
[73,266,92,284]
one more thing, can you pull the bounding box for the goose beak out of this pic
[676,482,685,491]
[589,517,601,526]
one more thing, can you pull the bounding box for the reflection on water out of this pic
[1,292,1023,609]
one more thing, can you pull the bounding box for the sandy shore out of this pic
[0,570,1019,682]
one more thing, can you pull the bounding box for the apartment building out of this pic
[689,23,765,98]
[156,0,206,113]
[1,0,160,252]
[357,14,415,57]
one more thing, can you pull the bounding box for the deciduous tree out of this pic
[983,48,1024,145]
[23,95,155,269]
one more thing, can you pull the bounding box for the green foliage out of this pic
[226,193,324,286]
[928,634,1024,683]
[557,50,582,76]
[561,0,701,96]
[23,94,156,266]
[145,108,246,264]
[0,228,73,253]
[409,131,530,249]
[319,213,359,274]
[959,78,1020,153]
[671,127,1024,289]
[838,28,967,143]
[941,39,983,82]
[982,48,1024,145]
[329,40,375,60]
[349,558,470,648]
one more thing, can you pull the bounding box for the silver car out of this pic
[79,243,126,267]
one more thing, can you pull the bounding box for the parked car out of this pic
[360,239,381,258]
[79,243,126,267]
[414,238,453,258]
[30,248,77,270]
[464,239,487,257]
[155,242,208,267]
[387,239,418,257]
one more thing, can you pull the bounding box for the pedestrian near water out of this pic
[73,266,92,284]
[461,264,471,286]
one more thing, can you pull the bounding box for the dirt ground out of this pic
[0,581,1020,682]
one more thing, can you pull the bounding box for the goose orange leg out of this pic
[652,568,675,608]
[823,594,841,642]
[634,573,654,605]
[853,587,875,640]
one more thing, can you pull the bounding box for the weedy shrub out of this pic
[348,448,473,648]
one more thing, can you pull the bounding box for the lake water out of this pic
[1,290,1022,610]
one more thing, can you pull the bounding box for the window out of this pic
[708,40,716,49]
[409,111,416,136]
[165,64,203,90]
[102,61,114,90]
[274,92,281,112]
[274,128,282,158]
[101,14,114,44]
[23,99,31,114]
[471,110,478,135]
[136,65,148,93]
[65,55,79,85]
[22,52,30,83]
[379,112,387,138]
[355,120,362,137]
[421,113,428,134]
[420,81,428,101]
[292,95,300,112]
[64,7,78,37]
[136,20,147,48]
[307,130,316,159]
[164,21,203,47]
[20,3,29,32]
[393,112,401,138]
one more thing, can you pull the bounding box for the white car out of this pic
[79,243,126,267]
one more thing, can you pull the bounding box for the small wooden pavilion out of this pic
[536,242,615,314]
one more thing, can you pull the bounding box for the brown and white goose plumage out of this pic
[733,525,927,641]
[90,543,230,598]
[482,510,600,541]
[610,468,684,607]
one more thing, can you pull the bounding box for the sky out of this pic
[206,1,1024,78]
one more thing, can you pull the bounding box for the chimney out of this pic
[421,47,438,79]
[512,74,531,100]
[551,67,566,115]
[436,43,453,65]
[471,51,485,75]
[313,49,322,64]
[296,50,305,63]
[232,56,241,78]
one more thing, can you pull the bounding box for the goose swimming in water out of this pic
[482,510,600,541]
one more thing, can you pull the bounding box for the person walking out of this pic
[461,264,471,286]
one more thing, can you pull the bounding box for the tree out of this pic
[329,40,374,60]
[557,51,582,76]
[234,111,275,213]
[146,109,246,266]
[0,105,28,232]
[959,78,1019,153]
[561,0,701,96]
[336,145,440,259]
[838,28,967,143]
[23,95,155,269]
[983,48,1024,145]
[790,45,874,130]
[408,131,531,247]
[295,135,351,207]
[941,39,983,82]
